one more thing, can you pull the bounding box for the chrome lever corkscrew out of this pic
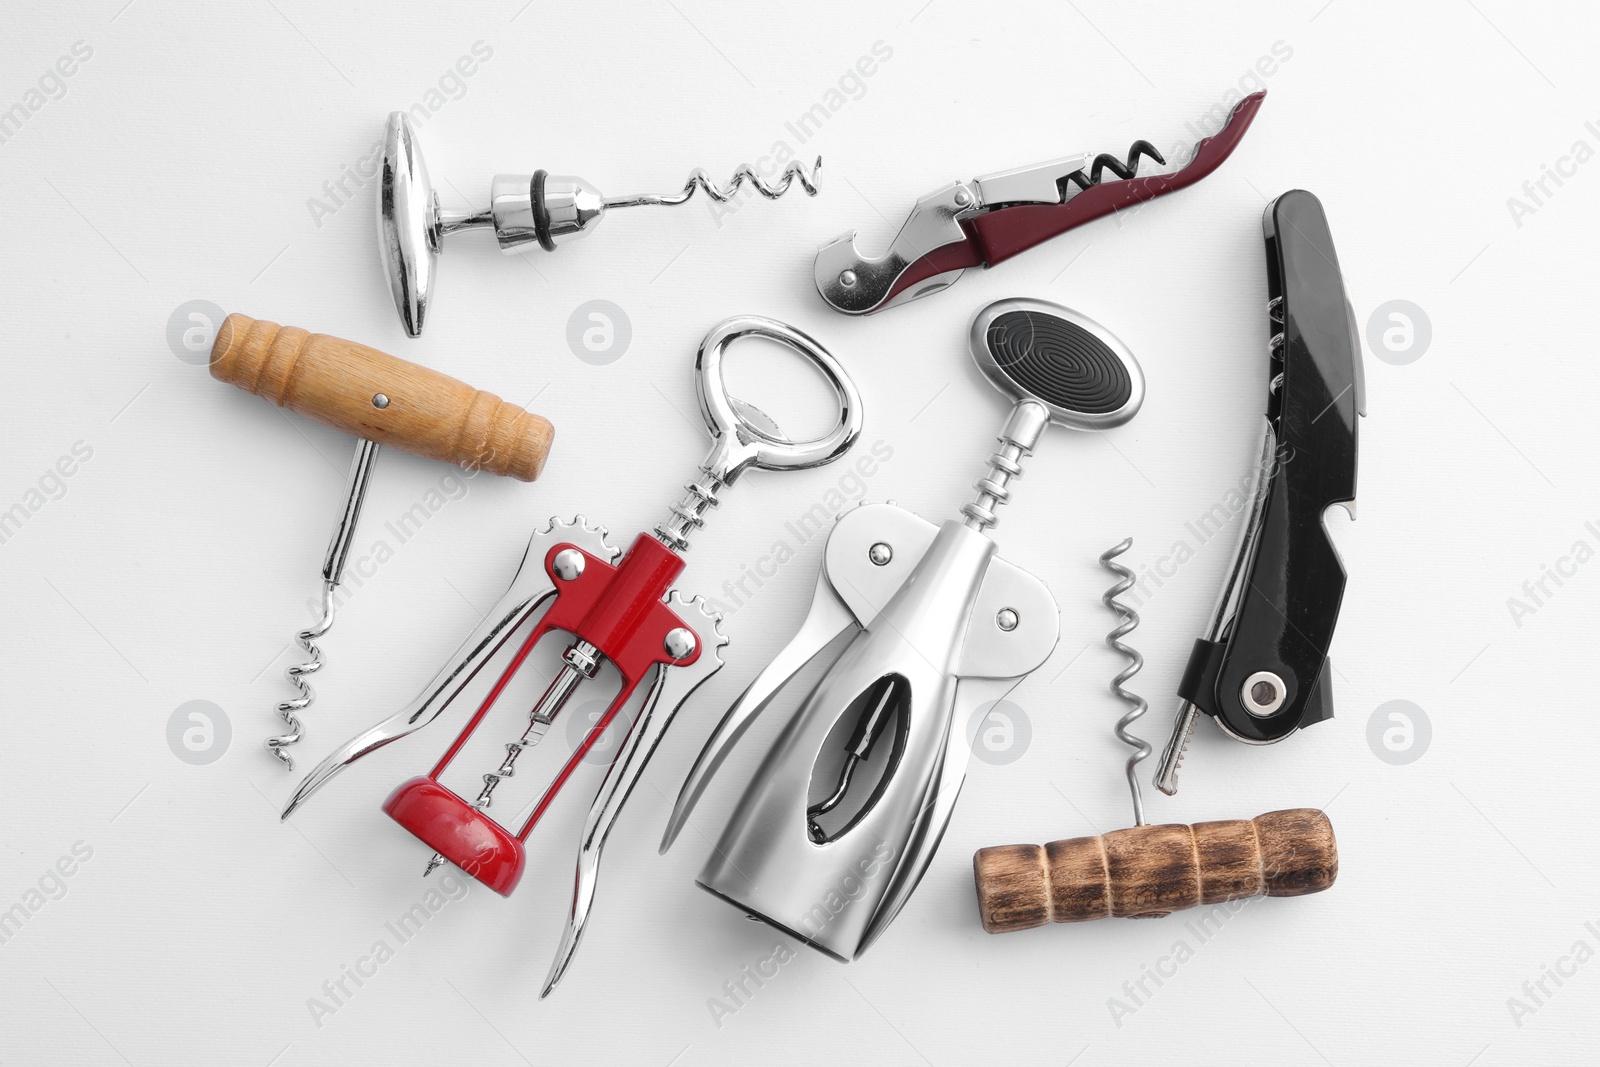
[664,297,1144,962]
[380,112,821,336]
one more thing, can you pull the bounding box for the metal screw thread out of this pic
[654,471,725,551]
[961,441,1029,532]
[266,581,337,768]
[1101,538,1150,826]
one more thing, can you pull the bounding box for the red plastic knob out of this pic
[382,777,527,895]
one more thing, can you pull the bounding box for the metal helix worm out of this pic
[604,157,822,209]
[267,583,337,768]
[1100,537,1150,826]
[1062,140,1166,194]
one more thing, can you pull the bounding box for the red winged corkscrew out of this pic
[814,92,1265,314]
[281,316,863,997]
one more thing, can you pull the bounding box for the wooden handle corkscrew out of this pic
[973,808,1337,933]
[209,313,554,481]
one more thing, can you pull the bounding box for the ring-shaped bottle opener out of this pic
[283,315,863,996]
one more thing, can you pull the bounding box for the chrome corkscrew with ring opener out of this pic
[380,113,821,336]
[663,298,1144,962]
[282,316,862,997]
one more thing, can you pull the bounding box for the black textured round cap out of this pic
[984,310,1133,415]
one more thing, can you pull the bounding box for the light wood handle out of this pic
[973,808,1337,933]
[210,314,554,482]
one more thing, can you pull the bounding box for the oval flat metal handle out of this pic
[378,112,441,338]
[695,315,864,482]
[967,298,1144,431]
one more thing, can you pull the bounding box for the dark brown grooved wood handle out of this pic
[210,314,554,482]
[973,808,1337,933]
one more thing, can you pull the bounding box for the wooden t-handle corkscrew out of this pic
[974,808,1337,932]
[972,539,1337,934]
[209,313,555,768]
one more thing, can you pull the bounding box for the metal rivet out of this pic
[868,542,893,566]
[664,627,697,660]
[839,270,858,288]
[1241,671,1286,716]
[372,393,390,409]
[996,608,1019,632]
[954,190,973,207]
[552,549,586,581]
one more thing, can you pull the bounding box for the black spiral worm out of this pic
[1061,140,1166,194]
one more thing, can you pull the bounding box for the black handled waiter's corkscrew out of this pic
[1155,189,1364,793]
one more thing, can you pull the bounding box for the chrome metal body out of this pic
[488,173,541,249]
[377,111,820,335]
[669,504,1059,960]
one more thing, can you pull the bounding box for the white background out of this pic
[1,1,1594,1064]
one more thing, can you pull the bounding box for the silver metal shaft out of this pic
[321,439,381,585]
[961,401,1049,531]
[268,439,381,768]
